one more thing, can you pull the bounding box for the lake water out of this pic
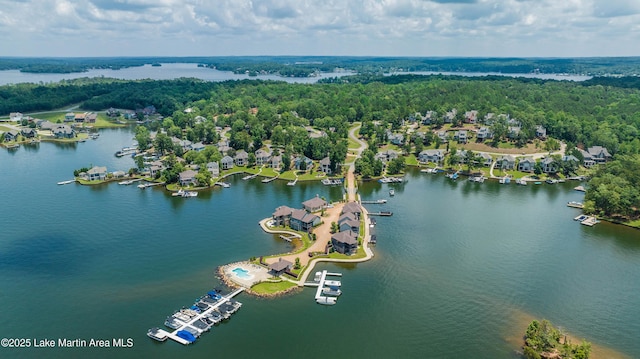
[0,63,591,86]
[0,63,353,86]
[1,129,639,359]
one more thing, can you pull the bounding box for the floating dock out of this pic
[580,216,600,227]
[313,270,343,305]
[261,176,278,183]
[361,199,387,204]
[567,201,584,209]
[368,211,393,216]
[151,287,245,345]
[118,178,143,185]
[138,182,165,189]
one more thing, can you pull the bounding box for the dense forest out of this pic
[2,74,640,218]
[2,56,640,76]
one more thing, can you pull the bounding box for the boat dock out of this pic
[361,199,387,204]
[138,182,165,189]
[118,178,143,185]
[261,176,278,183]
[574,186,586,192]
[313,270,342,305]
[152,287,245,345]
[215,181,230,188]
[573,214,599,226]
[580,216,600,226]
[279,234,298,242]
[287,177,298,186]
[368,211,393,216]
[567,201,584,209]
[242,173,258,180]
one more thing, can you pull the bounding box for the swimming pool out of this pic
[231,267,254,280]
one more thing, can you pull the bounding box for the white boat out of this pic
[173,189,198,198]
[324,280,341,287]
[322,287,342,297]
[118,180,133,185]
[567,201,584,209]
[316,297,337,305]
[147,327,168,342]
[314,271,322,282]
[389,189,395,196]
[515,178,527,186]
[57,179,76,185]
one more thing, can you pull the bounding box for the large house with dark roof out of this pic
[302,196,327,213]
[179,170,198,186]
[331,230,358,255]
[342,202,362,219]
[234,150,248,166]
[272,206,294,227]
[289,209,321,232]
[587,146,612,164]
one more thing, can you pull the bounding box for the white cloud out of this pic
[0,0,638,56]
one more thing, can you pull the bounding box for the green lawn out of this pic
[624,219,640,229]
[250,281,297,294]
[328,245,367,260]
[404,154,419,166]
[348,137,360,150]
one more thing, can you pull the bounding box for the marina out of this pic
[149,287,245,345]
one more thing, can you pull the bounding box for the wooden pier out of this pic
[261,176,278,183]
[368,211,393,216]
[138,182,165,189]
[361,199,387,204]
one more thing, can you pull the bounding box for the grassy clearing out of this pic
[328,245,367,260]
[250,281,297,294]
[405,154,419,166]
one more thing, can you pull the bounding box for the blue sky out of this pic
[1,0,639,57]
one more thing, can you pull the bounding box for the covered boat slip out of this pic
[156,287,245,345]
